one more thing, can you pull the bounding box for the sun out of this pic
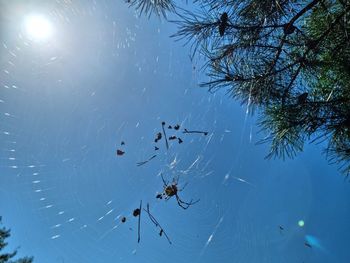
[24,15,53,42]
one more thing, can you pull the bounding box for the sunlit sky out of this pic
[24,14,54,42]
[0,1,350,263]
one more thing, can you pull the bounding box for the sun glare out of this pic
[24,15,53,42]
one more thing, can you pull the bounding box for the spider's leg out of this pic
[160,192,168,200]
[188,198,200,205]
[178,182,188,192]
[176,195,200,209]
[174,174,180,185]
[176,195,189,209]
[161,173,168,187]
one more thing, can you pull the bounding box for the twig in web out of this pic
[161,122,169,150]
[183,129,208,136]
[136,154,157,166]
[137,200,142,243]
[143,203,172,244]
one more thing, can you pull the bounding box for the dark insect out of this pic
[155,146,159,151]
[133,208,140,217]
[174,124,180,130]
[168,125,172,129]
[178,138,183,144]
[116,149,125,156]
[219,12,229,36]
[158,174,199,209]
[159,229,163,236]
[162,121,166,126]
[121,141,125,145]
[156,193,162,199]
[121,216,126,223]
[169,136,177,140]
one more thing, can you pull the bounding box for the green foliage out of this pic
[125,0,175,18]
[128,0,350,176]
[0,217,33,263]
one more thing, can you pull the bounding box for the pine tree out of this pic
[0,217,33,263]
[127,0,350,176]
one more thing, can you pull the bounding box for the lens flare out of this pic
[298,220,305,227]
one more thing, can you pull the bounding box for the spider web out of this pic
[1,1,349,263]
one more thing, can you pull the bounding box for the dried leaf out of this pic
[133,208,141,217]
[155,132,162,142]
[116,149,125,156]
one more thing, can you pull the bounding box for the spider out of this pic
[156,174,199,209]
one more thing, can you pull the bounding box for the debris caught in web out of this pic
[154,132,162,143]
[161,121,169,150]
[116,149,125,156]
[183,128,208,136]
[115,120,206,244]
[134,121,208,166]
[154,121,206,150]
[143,203,172,244]
[116,140,127,156]
[133,208,140,217]
[122,201,171,244]
[136,154,157,166]
[136,200,142,243]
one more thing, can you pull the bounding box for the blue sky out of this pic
[1,1,350,263]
